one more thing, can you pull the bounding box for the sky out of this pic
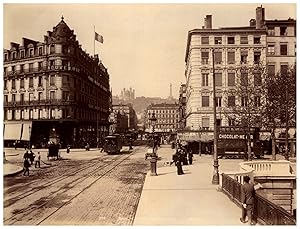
[3,2,297,99]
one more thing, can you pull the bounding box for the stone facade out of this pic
[3,17,110,148]
[145,103,179,133]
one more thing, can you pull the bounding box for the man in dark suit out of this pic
[240,175,255,225]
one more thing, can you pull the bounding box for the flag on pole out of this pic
[95,32,103,43]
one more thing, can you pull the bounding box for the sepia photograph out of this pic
[2,1,297,226]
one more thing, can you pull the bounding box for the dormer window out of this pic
[280,27,287,36]
[29,48,34,57]
[20,50,25,58]
[11,52,16,59]
[268,26,275,36]
[38,47,43,55]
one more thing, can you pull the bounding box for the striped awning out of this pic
[177,131,214,142]
[21,123,32,141]
[4,123,22,140]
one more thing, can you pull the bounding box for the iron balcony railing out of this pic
[4,99,77,107]
[4,65,82,77]
[221,173,296,225]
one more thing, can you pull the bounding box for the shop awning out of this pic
[4,123,22,140]
[177,131,214,142]
[21,123,32,141]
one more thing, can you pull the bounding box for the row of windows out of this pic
[148,109,178,115]
[4,76,104,99]
[4,44,69,61]
[4,108,58,120]
[201,95,261,108]
[192,116,251,129]
[5,45,106,76]
[4,108,103,121]
[200,51,261,65]
[4,91,61,102]
[4,47,44,61]
[155,119,177,124]
[201,72,262,87]
[200,36,261,45]
[4,76,48,89]
[267,26,292,36]
[156,125,178,129]
[267,43,293,56]
[149,114,179,118]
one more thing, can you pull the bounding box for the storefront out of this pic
[177,130,214,154]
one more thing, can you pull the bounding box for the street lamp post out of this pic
[212,48,220,185]
[149,112,157,176]
[29,126,32,149]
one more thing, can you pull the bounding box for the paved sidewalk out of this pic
[3,162,24,176]
[134,146,243,225]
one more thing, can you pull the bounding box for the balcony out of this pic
[4,99,77,107]
[4,65,81,77]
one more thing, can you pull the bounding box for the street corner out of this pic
[3,163,24,177]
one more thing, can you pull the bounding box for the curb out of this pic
[4,168,24,177]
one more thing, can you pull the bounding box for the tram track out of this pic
[4,153,122,207]
[4,150,138,225]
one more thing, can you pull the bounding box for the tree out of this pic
[222,63,267,160]
[264,65,296,159]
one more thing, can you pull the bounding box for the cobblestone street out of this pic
[3,146,149,225]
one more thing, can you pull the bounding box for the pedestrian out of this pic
[188,151,193,165]
[66,145,70,154]
[23,158,30,176]
[23,150,29,160]
[35,152,41,168]
[180,146,188,165]
[240,175,256,225]
[14,140,17,150]
[28,150,35,165]
[129,138,133,150]
[171,141,175,149]
[172,151,184,175]
[85,143,90,151]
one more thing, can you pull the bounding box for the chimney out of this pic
[204,15,212,29]
[249,19,256,27]
[256,5,265,29]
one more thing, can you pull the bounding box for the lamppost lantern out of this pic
[149,112,157,131]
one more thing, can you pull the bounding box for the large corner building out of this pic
[3,17,111,148]
[182,6,296,152]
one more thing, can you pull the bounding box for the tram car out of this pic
[47,143,60,160]
[217,126,264,159]
[103,134,123,154]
